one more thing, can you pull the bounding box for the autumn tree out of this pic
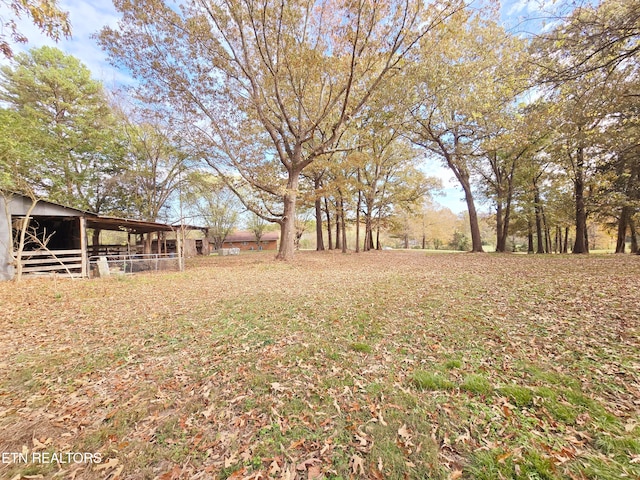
[528,0,640,254]
[406,10,519,252]
[184,173,241,251]
[473,66,545,253]
[424,205,465,250]
[114,110,190,223]
[303,165,328,251]
[359,142,437,251]
[531,0,640,83]
[0,0,70,58]
[476,139,530,252]
[248,213,268,247]
[532,67,625,254]
[590,98,640,253]
[99,0,465,260]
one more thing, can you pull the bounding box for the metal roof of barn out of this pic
[3,191,202,234]
[85,216,178,234]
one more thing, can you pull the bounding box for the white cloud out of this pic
[504,0,547,17]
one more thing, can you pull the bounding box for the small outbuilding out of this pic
[1,192,189,281]
[221,230,279,251]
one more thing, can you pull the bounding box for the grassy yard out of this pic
[1,251,639,480]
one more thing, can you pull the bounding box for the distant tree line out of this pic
[1,0,638,256]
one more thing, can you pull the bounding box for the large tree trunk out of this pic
[543,212,552,254]
[144,233,152,254]
[459,176,483,252]
[495,194,512,253]
[534,184,545,254]
[276,173,300,260]
[615,206,629,253]
[555,226,562,254]
[355,171,361,253]
[497,159,516,253]
[335,203,341,251]
[573,146,589,254]
[314,176,325,251]
[363,208,374,251]
[495,202,505,252]
[375,205,384,250]
[315,197,325,251]
[630,218,639,254]
[368,225,374,250]
[340,197,347,253]
[527,216,534,253]
[324,197,333,250]
[445,135,483,252]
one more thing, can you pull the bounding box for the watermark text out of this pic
[1,451,102,464]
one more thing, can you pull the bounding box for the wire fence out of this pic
[89,253,181,278]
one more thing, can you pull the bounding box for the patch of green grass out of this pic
[365,411,442,478]
[326,350,341,361]
[247,370,277,393]
[564,390,619,427]
[466,448,560,480]
[546,399,579,424]
[524,364,581,390]
[81,405,150,451]
[219,463,245,479]
[535,386,558,400]
[155,418,184,446]
[367,428,407,473]
[350,342,373,353]
[595,433,640,455]
[460,374,493,396]
[464,450,505,480]
[518,449,560,480]
[571,455,640,479]
[443,358,462,369]
[499,384,534,407]
[412,371,455,391]
[366,382,384,396]
[530,385,581,423]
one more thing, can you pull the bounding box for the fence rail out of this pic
[89,253,181,277]
[15,249,84,277]
[89,244,139,257]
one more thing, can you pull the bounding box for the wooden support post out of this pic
[177,226,184,272]
[79,216,88,278]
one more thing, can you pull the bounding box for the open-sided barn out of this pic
[1,192,192,281]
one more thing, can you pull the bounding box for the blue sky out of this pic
[0,0,129,86]
[1,0,556,215]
